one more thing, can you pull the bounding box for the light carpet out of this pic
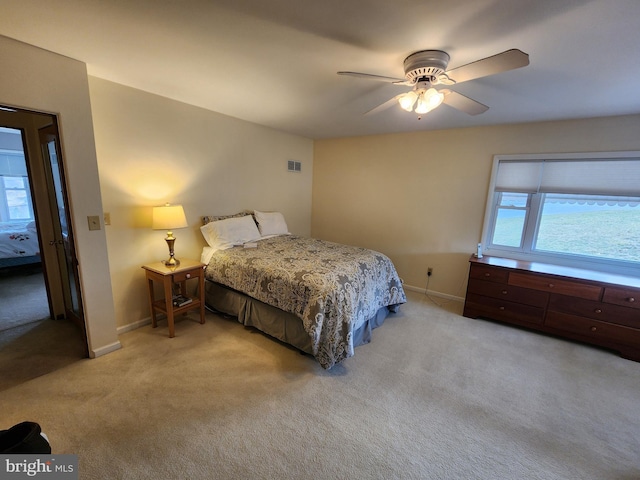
[1,291,638,479]
[0,268,50,331]
[0,318,87,391]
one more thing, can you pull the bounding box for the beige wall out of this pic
[88,77,313,330]
[312,114,640,300]
[5,33,639,339]
[0,35,119,356]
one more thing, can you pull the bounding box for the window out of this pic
[0,148,34,223]
[1,175,33,221]
[481,153,640,276]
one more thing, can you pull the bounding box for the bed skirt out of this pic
[204,280,395,356]
[0,255,41,269]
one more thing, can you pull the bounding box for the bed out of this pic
[0,220,40,269]
[200,211,406,369]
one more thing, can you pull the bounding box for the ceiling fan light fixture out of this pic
[340,48,529,118]
[398,91,418,111]
[415,88,444,114]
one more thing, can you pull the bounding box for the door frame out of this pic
[0,106,88,355]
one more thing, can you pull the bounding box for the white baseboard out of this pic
[89,319,152,358]
[113,289,464,339]
[117,317,152,335]
[402,283,465,303]
[90,341,122,358]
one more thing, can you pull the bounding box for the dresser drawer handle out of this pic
[548,283,554,288]
[499,306,505,310]
[484,273,491,277]
[590,326,597,332]
[628,297,636,303]
[594,309,602,314]
[502,290,508,295]
[186,273,191,279]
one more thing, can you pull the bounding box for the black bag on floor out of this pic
[0,421,51,454]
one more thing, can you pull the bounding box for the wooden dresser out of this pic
[463,255,640,362]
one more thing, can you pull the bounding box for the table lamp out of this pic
[152,203,188,266]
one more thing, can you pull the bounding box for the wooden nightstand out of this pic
[142,259,206,337]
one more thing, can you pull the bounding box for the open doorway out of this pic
[0,107,88,390]
[0,126,48,330]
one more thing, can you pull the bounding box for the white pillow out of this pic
[200,215,261,251]
[254,211,289,236]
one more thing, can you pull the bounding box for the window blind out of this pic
[0,152,27,176]
[495,158,640,196]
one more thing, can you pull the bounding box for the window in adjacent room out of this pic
[1,175,33,221]
[0,146,34,222]
[481,152,640,275]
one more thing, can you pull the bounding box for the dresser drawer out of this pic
[546,311,640,346]
[509,272,601,300]
[465,293,545,326]
[467,279,549,307]
[603,286,640,310]
[469,263,509,284]
[548,295,640,329]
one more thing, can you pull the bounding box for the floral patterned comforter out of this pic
[204,235,406,369]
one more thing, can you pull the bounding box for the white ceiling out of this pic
[2,0,640,139]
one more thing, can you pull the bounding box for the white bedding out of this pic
[0,221,39,259]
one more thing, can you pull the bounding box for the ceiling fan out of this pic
[338,49,529,119]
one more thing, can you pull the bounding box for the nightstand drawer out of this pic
[173,269,201,282]
[509,272,601,300]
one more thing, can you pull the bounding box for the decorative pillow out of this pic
[201,211,252,226]
[254,211,289,236]
[200,215,262,251]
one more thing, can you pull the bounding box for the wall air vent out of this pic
[287,160,302,172]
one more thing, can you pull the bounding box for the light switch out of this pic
[104,212,111,225]
[88,215,101,231]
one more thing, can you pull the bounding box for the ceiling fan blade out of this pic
[364,94,404,115]
[441,90,489,115]
[338,71,408,85]
[445,49,529,84]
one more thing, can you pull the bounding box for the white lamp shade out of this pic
[398,90,418,111]
[152,204,188,230]
[415,88,444,114]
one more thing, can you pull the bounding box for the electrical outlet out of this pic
[427,267,433,277]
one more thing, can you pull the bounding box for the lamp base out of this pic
[163,257,181,267]
[163,232,180,267]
